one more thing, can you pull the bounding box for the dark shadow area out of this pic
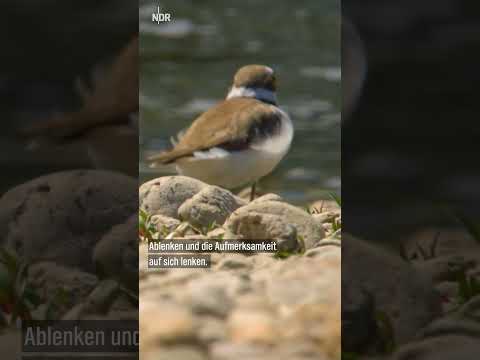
[0,1,138,357]
[342,1,480,359]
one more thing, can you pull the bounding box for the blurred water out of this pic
[140,0,341,204]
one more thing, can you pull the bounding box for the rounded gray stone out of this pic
[93,213,137,289]
[178,185,245,229]
[139,176,206,218]
[0,170,136,272]
[150,214,181,234]
[226,200,325,250]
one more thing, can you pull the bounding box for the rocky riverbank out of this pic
[0,171,340,359]
[2,171,479,359]
[139,176,341,360]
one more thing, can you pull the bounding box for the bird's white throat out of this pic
[226,86,278,105]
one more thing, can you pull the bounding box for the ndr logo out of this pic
[152,6,172,24]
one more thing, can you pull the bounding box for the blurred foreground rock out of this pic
[0,170,136,272]
[0,170,137,327]
[342,228,480,358]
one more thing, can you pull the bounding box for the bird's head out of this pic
[227,64,278,105]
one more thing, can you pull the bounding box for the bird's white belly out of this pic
[175,148,282,188]
[176,111,293,189]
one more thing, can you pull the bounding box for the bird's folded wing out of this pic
[148,98,282,164]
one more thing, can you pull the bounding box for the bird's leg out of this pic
[250,181,257,202]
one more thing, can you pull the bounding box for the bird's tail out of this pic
[147,147,193,166]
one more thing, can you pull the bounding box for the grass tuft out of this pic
[139,208,157,241]
[0,248,42,324]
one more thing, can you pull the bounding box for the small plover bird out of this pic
[148,64,294,200]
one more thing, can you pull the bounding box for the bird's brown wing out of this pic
[148,97,283,164]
